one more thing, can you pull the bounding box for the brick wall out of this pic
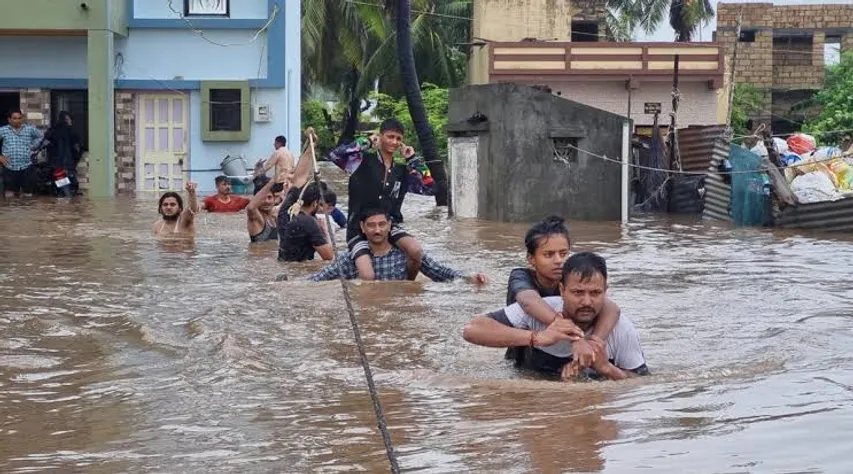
[19,89,50,129]
[718,3,853,29]
[552,81,720,127]
[714,2,853,126]
[571,0,606,22]
[772,5,853,30]
[843,34,853,54]
[115,92,136,193]
[717,3,772,29]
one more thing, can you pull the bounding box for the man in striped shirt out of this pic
[309,208,489,284]
[0,109,42,197]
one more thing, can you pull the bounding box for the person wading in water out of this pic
[464,252,650,381]
[504,216,623,379]
[278,182,335,261]
[246,177,281,243]
[153,181,199,237]
[202,175,250,212]
[309,209,488,284]
[317,119,435,281]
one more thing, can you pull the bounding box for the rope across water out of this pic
[302,135,401,473]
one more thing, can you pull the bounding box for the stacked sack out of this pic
[776,133,853,203]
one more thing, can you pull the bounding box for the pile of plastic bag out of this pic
[770,133,853,204]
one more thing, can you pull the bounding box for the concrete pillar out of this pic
[87,29,115,197]
[842,34,853,55]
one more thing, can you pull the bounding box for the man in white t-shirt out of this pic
[463,252,650,380]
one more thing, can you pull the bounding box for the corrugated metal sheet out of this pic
[676,126,853,232]
[776,198,853,232]
[669,175,705,214]
[675,125,732,221]
[678,125,727,172]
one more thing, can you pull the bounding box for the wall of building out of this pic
[0,37,89,79]
[187,88,289,192]
[716,2,853,126]
[469,0,575,84]
[551,81,721,127]
[115,31,269,81]
[132,0,269,19]
[0,32,268,82]
[448,83,628,222]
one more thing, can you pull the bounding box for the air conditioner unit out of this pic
[253,104,271,123]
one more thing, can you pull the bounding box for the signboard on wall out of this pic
[644,102,662,114]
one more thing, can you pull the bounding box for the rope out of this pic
[563,141,853,176]
[287,138,321,218]
[305,136,401,473]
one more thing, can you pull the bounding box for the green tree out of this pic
[371,83,449,159]
[731,84,765,138]
[804,52,853,144]
[301,0,469,148]
[611,0,714,42]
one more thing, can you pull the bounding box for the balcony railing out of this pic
[489,42,725,88]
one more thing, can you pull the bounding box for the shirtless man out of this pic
[153,181,199,237]
[247,177,280,243]
[260,135,295,193]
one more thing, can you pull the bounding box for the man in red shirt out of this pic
[201,175,251,212]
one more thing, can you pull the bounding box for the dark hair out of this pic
[7,109,22,119]
[379,118,405,135]
[57,110,72,125]
[561,252,607,284]
[524,216,571,255]
[323,188,337,207]
[214,175,228,186]
[158,192,183,214]
[360,208,390,223]
[300,183,321,207]
[275,135,286,146]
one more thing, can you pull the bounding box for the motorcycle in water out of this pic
[30,141,77,198]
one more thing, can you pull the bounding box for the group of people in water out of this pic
[152,118,650,381]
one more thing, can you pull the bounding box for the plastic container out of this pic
[221,155,248,177]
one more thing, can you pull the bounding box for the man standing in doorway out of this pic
[0,109,42,198]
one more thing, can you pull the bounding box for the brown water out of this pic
[2,169,853,473]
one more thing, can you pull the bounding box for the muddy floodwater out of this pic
[2,168,853,473]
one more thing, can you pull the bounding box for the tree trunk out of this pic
[395,0,448,206]
[338,68,362,145]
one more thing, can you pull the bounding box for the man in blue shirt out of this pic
[0,109,43,197]
[309,209,489,284]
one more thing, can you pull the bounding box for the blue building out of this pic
[0,0,300,195]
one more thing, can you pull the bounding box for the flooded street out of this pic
[2,169,853,473]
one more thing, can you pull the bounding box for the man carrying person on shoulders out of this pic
[463,252,649,381]
[308,209,488,284]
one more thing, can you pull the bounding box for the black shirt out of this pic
[506,268,560,305]
[278,213,327,262]
[345,151,409,241]
[503,267,564,373]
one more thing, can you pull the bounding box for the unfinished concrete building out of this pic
[716,3,853,134]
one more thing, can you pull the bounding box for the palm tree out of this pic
[390,0,448,205]
[302,0,468,154]
[612,0,715,42]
